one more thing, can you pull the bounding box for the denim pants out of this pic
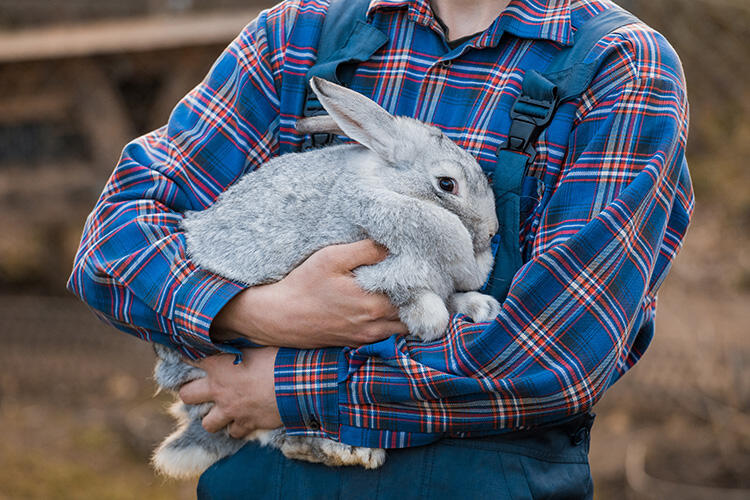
[197,413,594,500]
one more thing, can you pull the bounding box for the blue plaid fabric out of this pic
[68,0,693,448]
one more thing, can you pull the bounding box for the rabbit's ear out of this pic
[295,115,345,136]
[309,77,396,157]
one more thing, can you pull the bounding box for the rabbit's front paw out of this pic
[400,292,450,341]
[447,291,501,322]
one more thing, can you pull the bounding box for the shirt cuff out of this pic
[274,347,344,439]
[171,266,247,358]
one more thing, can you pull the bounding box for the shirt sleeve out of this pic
[274,28,695,442]
[67,8,290,359]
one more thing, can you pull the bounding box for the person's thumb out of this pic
[321,239,388,272]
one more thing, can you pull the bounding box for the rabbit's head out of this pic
[297,77,499,264]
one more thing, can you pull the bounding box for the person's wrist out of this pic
[212,283,283,344]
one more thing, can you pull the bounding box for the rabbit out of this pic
[152,76,501,479]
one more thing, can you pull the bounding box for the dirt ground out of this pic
[0,210,747,499]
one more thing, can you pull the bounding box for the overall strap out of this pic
[300,0,388,150]
[485,7,640,302]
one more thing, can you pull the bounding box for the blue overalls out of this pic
[198,2,639,498]
[198,414,595,499]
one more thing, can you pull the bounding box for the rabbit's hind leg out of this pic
[280,436,386,469]
[153,402,261,479]
[152,407,235,479]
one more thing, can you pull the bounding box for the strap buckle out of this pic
[500,93,559,165]
[301,93,335,150]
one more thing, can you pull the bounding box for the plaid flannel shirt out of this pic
[68,0,693,448]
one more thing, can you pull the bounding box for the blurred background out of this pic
[0,0,747,498]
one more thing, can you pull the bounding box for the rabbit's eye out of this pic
[438,177,457,194]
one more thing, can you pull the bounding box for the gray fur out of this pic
[152,77,500,478]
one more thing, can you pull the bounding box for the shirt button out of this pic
[571,426,588,446]
[438,60,451,69]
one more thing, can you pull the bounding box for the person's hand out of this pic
[179,347,282,438]
[211,239,408,348]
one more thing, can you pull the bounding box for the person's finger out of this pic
[371,320,409,337]
[322,239,388,272]
[355,293,401,321]
[371,296,401,321]
[202,407,231,434]
[384,307,401,321]
[227,421,251,440]
[351,320,409,346]
[179,378,212,405]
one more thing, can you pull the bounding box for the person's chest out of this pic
[344,8,563,174]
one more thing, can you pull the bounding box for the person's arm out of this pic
[67,7,286,359]
[210,240,408,348]
[69,2,407,360]
[272,27,694,441]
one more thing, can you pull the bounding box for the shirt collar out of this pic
[367,0,573,47]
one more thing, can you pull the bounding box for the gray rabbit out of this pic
[152,77,501,478]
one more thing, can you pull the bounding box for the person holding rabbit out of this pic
[151,77,505,477]
[68,0,693,498]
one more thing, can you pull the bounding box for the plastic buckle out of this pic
[303,94,325,117]
[312,133,334,147]
[301,132,334,151]
[510,95,557,125]
[505,117,539,162]
[500,94,559,165]
[301,93,334,150]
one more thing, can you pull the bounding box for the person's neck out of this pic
[430,0,512,40]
